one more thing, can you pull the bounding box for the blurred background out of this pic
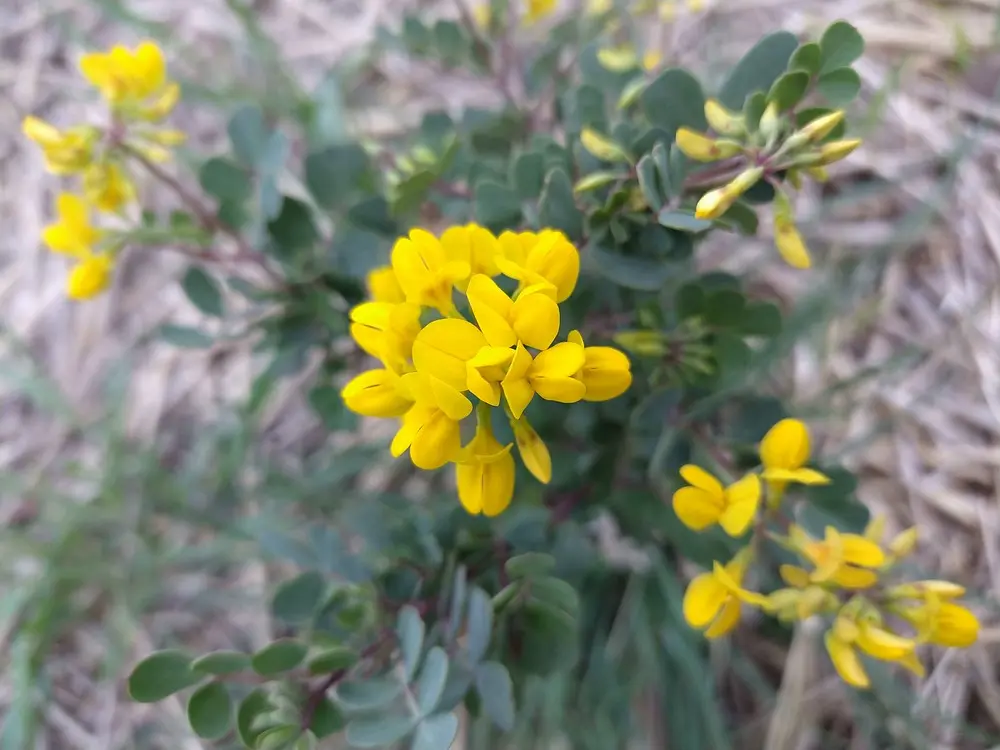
[2,0,1000,747]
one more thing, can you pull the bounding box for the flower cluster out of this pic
[676,418,980,688]
[22,41,182,300]
[341,225,632,516]
[675,102,861,270]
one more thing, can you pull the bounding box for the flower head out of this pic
[683,552,766,638]
[673,465,762,536]
[67,252,114,300]
[497,230,580,302]
[43,194,102,257]
[567,330,632,401]
[759,418,830,498]
[80,41,179,119]
[502,340,586,419]
[786,525,884,589]
[891,585,979,648]
[824,611,919,689]
[22,117,97,175]
[83,161,136,213]
[391,372,472,470]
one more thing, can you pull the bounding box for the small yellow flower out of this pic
[893,588,979,648]
[466,274,560,350]
[672,464,762,536]
[80,41,173,113]
[440,223,503,290]
[567,330,632,401]
[366,265,406,304]
[509,412,552,484]
[683,553,766,638]
[694,167,762,220]
[759,418,830,498]
[391,229,470,315]
[43,194,102,257]
[674,128,742,162]
[596,46,639,73]
[502,340,587,419]
[642,50,662,71]
[83,161,136,213]
[391,372,472,470]
[787,525,884,589]
[525,0,558,24]
[825,612,918,689]
[455,406,516,517]
[341,368,413,418]
[497,229,580,303]
[411,318,489,393]
[348,301,422,374]
[67,252,114,300]
[22,116,97,175]
[467,346,516,406]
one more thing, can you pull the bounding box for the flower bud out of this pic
[800,110,845,142]
[614,330,669,357]
[675,127,742,162]
[758,101,781,141]
[580,127,631,163]
[694,167,762,219]
[889,527,918,558]
[812,138,862,165]
[704,99,744,137]
[805,165,829,182]
[773,212,811,269]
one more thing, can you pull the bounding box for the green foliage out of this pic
[128,651,200,703]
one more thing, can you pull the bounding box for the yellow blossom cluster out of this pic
[341,225,632,517]
[676,418,980,689]
[22,41,182,300]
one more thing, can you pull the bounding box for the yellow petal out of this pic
[761,467,831,485]
[467,273,516,348]
[825,632,869,688]
[531,341,584,378]
[774,215,812,269]
[712,562,768,606]
[22,115,61,145]
[133,41,167,96]
[411,319,487,391]
[400,372,472,420]
[524,231,580,302]
[897,649,926,678]
[391,236,434,302]
[675,127,742,162]
[341,369,412,417]
[498,230,532,266]
[409,409,462,469]
[855,624,915,661]
[391,405,428,458]
[511,415,552,484]
[683,572,728,629]
[719,473,761,536]
[704,598,741,639]
[933,603,979,647]
[501,342,535,419]
[672,487,725,530]
[140,82,181,120]
[679,464,724,495]
[510,290,560,350]
[366,265,405,303]
[43,224,86,256]
[759,418,810,472]
[831,566,879,590]
[481,451,516,516]
[840,534,886,568]
[66,253,113,300]
[888,527,918,558]
[779,564,811,588]
[578,346,632,401]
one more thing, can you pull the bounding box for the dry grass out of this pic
[2,0,1000,747]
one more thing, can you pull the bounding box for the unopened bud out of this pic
[812,138,862,165]
[396,155,416,174]
[864,514,886,542]
[805,165,829,182]
[773,210,811,269]
[614,330,669,357]
[888,527,918,558]
[597,45,639,72]
[787,168,803,189]
[412,145,437,166]
[704,99,744,137]
[675,127,742,162]
[758,101,781,140]
[694,167,762,219]
[580,127,631,163]
[643,50,662,71]
[800,110,845,142]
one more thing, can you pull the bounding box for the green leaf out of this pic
[704,288,747,328]
[192,651,250,676]
[251,639,308,676]
[528,576,579,617]
[590,247,672,292]
[636,154,663,209]
[719,31,799,110]
[574,171,621,194]
[180,266,224,318]
[446,565,467,641]
[465,587,492,664]
[228,104,269,167]
[789,42,822,76]
[433,20,467,65]
[474,181,522,231]
[158,324,213,349]
[726,395,787,443]
[267,197,320,257]
[657,210,712,233]
[271,571,325,624]
[795,108,847,140]
[739,301,782,337]
[308,697,345,738]
[307,646,358,675]
[305,145,372,209]
[391,170,436,217]
[199,157,252,204]
[676,282,705,319]
[307,70,348,148]
[515,600,579,676]
[336,677,401,711]
[504,552,555,579]
[798,469,869,536]
[396,604,426,682]
[345,715,416,748]
[414,647,449,715]
[237,689,271,748]
[767,71,811,111]
[817,68,861,106]
[510,151,546,200]
[538,169,584,240]
[257,726,300,750]
[308,385,352,430]
[128,650,200,703]
[641,68,708,134]
[742,91,767,132]
[411,713,459,750]
[712,331,752,378]
[714,200,759,236]
[820,20,865,73]
[187,682,232,740]
[474,662,514,731]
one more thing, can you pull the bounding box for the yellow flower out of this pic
[348,301,422,374]
[67,252,114,300]
[672,464,761,536]
[773,212,811,269]
[411,318,488,393]
[787,525,884,589]
[825,613,918,689]
[80,41,173,112]
[366,265,405,304]
[456,407,516,517]
[764,580,837,622]
[341,368,413,418]
[466,346,516,406]
[509,412,552,484]
[502,340,587,419]
[43,194,102,257]
[497,230,580,303]
[466,274,559,350]
[391,229,470,315]
[674,128,742,162]
[758,418,830,498]
[893,588,979,648]
[440,224,502,290]
[22,116,97,175]
[525,0,557,23]
[694,167,762,220]
[472,3,492,29]
[83,162,136,213]
[391,372,472,470]
[683,553,766,638]
[642,50,662,71]
[567,331,632,401]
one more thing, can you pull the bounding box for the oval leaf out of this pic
[590,247,672,292]
[475,662,515,731]
[308,697,346,739]
[345,715,417,748]
[719,31,799,110]
[528,577,580,617]
[192,650,250,676]
[271,571,325,624]
[817,68,861,106]
[789,42,822,76]
[237,689,271,748]
[128,650,199,703]
[251,639,308,676]
[397,604,426,681]
[187,682,232,740]
[820,20,865,73]
[657,210,712,233]
[228,104,269,167]
[767,71,810,112]
[505,552,555,580]
[415,647,449,715]
[641,68,708,133]
[465,587,493,664]
[307,646,358,676]
[158,323,213,349]
[410,713,459,750]
[336,676,401,711]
